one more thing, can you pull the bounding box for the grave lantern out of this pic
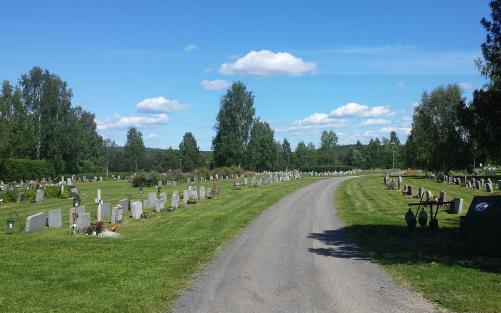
[6,213,14,234]
[73,196,81,208]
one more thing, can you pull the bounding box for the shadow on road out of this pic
[308,224,501,274]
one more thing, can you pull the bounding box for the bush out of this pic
[131,171,160,187]
[162,169,184,182]
[0,159,55,181]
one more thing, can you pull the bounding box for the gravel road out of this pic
[172,177,437,313]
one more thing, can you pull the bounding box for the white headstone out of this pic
[111,205,123,224]
[131,201,143,219]
[48,209,62,228]
[25,212,46,233]
[171,192,180,209]
[35,189,44,203]
[75,213,91,232]
[183,190,189,205]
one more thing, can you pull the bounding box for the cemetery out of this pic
[0,171,321,312]
[2,1,501,313]
[336,173,501,313]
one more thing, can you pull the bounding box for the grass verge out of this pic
[336,175,501,313]
[0,178,316,313]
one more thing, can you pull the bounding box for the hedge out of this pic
[0,159,56,181]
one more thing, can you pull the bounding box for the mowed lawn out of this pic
[336,175,501,313]
[0,178,316,313]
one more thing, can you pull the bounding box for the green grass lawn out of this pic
[336,175,501,313]
[0,178,316,313]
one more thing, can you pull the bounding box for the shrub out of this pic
[131,171,160,187]
[0,158,55,181]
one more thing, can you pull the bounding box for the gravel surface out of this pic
[172,177,437,313]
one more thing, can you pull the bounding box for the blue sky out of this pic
[0,0,491,150]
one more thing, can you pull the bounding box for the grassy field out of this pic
[0,177,316,313]
[336,175,501,313]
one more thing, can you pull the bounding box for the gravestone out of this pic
[475,181,481,189]
[171,192,180,209]
[425,191,432,202]
[159,192,167,203]
[143,200,152,210]
[453,198,464,214]
[183,190,189,205]
[97,204,103,222]
[119,199,129,211]
[486,183,493,193]
[406,185,413,196]
[156,200,165,213]
[200,186,206,199]
[67,177,72,186]
[75,213,91,232]
[69,206,86,224]
[35,189,44,203]
[439,191,447,202]
[60,183,65,196]
[498,180,501,190]
[16,193,24,205]
[111,205,123,224]
[480,178,485,187]
[25,212,46,233]
[47,209,62,228]
[466,181,472,188]
[418,186,424,199]
[157,180,162,187]
[101,203,111,217]
[131,201,143,219]
[148,192,158,207]
[96,189,102,204]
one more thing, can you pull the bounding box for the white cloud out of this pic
[136,96,189,113]
[146,133,158,139]
[330,102,391,117]
[276,113,346,133]
[459,82,473,90]
[361,118,391,126]
[185,44,199,52]
[363,126,411,137]
[219,50,316,77]
[96,114,169,130]
[201,79,230,90]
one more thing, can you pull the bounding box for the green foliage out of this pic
[131,171,160,187]
[179,132,203,171]
[0,67,104,176]
[124,127,146,172]
[405,85,470,172]
[212,81,255,167]
[318,130,339,166]
[246,120,277,171]
[213,166,244,177]
[0,158,55,181]
[163,169,185,182]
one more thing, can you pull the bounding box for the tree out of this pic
[462,1,501,163]
[281,138,292,170]
[246,120,277,171]
[318,130,338,166]
[406,85,470,173]
[212,82,255,167]
[124,127,145,172]
[293,141,308,169]
[179,132,203,172]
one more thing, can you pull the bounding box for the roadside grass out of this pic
[336,175,501,313]
[0,178,316,313]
